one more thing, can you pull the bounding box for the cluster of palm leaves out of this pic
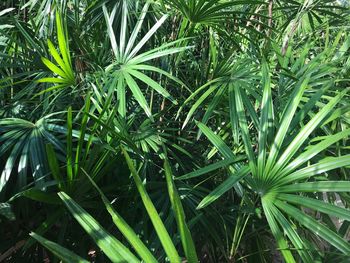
[1,0,350,262]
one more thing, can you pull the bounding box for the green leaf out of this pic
[278,181,350,193]
[197,121,235,159]
[116,74,126,117]
[0,8,15,17]
[119,0,128,57]
[228,83,240,144]
[37,77,68,84]
[47,39,72,78]
[56,11,71,68]
[130,46,192,65]
[103,4,119,59]
[234,85,257,177]
[278,194,350,222]
[0,203,15,220]
[127,14,168,60]
[67,107,73,186]
[198,84,227,139]
[30,232,89,263]
[10,188,61,204]
[41,57,68,78]
[74,96,91,177]
[122,147,181,263]
[177,156,246,180]
[0,132,27,192]
[46,144,65,190]
[13,20,43,56]
[36,84,68,95]
[129,64,188,91]
[123,72,153,119]
[197,166,249,209]
[257,59,272,178]
[278,129,350,179]
[264,76,310,178]
[24,209,63,250]
[38,13,75,88]
[82,170,158,263]
[269,204,314,262]
[280,155,350,185]
[58,192,139,263]
[183,84,219,129]
[270,88,349,178]
[164,156,198,263]
[127,69,177,104]
[275,200,350,254]
[262,199,296,263]
[124,2,150,57]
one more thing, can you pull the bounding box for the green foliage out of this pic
[30,232,89,263]
[38,11,76,93]
[0,116,65,193]
[1,0,350,262]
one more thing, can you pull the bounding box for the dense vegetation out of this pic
[1,0,350,262]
